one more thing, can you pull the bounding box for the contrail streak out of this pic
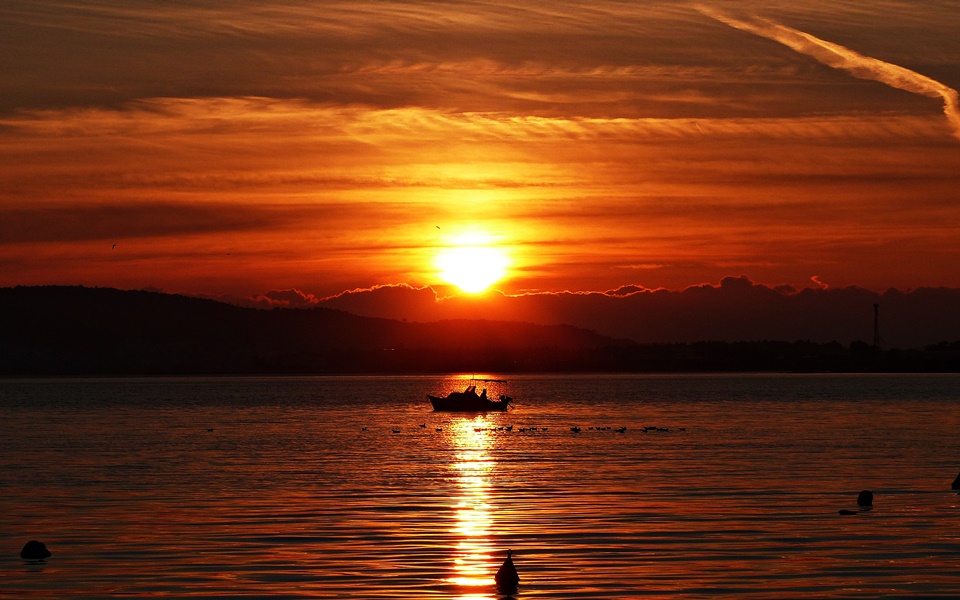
[697,5,960,141]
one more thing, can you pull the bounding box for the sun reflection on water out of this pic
[448,416,498,595]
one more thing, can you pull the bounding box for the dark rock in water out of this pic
[495,549,519,591]
[857,490,873,507]
[839,509,858,515]
[20,540,51,560]
[952,472,960,490]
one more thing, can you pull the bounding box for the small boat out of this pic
[428,380,513,412]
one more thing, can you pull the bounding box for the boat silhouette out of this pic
[428,380,513,412]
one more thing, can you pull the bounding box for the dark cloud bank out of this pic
[253,276,960,350]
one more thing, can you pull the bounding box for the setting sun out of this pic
[436,243,509,294]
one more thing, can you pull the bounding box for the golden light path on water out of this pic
[448,416,498,597]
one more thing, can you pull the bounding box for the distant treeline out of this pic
[595,339,960,374]
[1,286,957,375]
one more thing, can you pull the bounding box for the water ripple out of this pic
[2,374,960,598]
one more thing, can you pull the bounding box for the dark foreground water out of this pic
[1,374,959,598]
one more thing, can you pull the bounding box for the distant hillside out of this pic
[0,286,623,375]
[1,286,957,375]
[313,278,960,350]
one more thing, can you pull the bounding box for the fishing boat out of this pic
[428,379,513,412]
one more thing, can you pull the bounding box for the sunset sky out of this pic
[2,0,959,303]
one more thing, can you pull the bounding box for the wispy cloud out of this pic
[697,5,960,142]
[2,97,944,149]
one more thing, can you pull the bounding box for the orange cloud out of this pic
[2,92,956,296]
[250,289,320,308]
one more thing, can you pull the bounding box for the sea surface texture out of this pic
[2,374,959,598]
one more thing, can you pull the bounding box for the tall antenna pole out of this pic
[873,303,880,348]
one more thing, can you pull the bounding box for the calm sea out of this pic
[2,374,959,599]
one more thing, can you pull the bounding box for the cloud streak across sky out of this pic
[698,5,960,141]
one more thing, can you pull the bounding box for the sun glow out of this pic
[436,238,509,294]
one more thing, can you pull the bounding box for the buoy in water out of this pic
[495,549,519,591]
[20,540,51,560]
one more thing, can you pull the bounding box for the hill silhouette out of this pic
[0,286,623,375]
[1,286,957,375]
[312,278,960,350]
